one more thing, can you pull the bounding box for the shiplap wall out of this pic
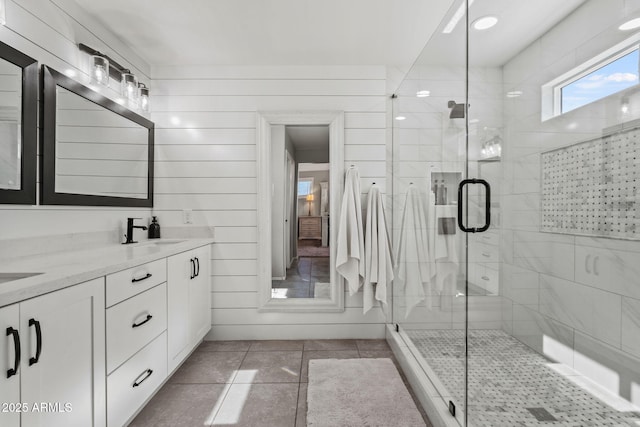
[151,65,390,339]
[0,0,152,241]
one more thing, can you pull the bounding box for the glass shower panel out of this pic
[391,3,469,422]
[466,0,640,425]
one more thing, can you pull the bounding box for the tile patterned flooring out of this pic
[271,257,330,298]
[130,339,431,427]
[407,329,640,427]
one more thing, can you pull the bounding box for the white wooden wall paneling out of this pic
[152,65,389,339]
[152,79,385,96]
[151,95,387,112]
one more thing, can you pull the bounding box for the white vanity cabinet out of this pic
[0,304,20,427]
[167,245,211,373]
[0,278,106,427]
[105,259,168,427]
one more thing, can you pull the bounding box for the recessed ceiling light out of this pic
[395,116,406,121]
[416,90,431,97]
[619,18,640,31]
[472,16,498,31]
[506,90,523,98]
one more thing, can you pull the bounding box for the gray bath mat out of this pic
[307,358,425,427]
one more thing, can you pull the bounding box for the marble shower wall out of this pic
[500,0,640,406]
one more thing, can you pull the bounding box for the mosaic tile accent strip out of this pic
[541,128,640,239]
[406,329,640,426]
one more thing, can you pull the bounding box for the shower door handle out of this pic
[457,178,491,233]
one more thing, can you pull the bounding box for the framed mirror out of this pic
[257,111,345,312]
[41,66,154,207]
[0,41,37,205]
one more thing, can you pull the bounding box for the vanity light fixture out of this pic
[0,0,7,26]
[139,83,150,112]
[619,18,640,31]
[78,43,150,112]
[621,97,630,114]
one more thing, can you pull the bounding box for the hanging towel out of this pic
[434,204,459,294]
[336,167,365,295]
[363,184,394,314]
[394,184,434,318]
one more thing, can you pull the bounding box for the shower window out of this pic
[561,48,638,113]
[542,34,640,120]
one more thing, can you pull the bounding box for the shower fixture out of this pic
[448,100,466,119]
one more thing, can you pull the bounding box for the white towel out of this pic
[394,185,434,318]
[363,184,394,314]
[434,205,459,294]
[336,167,365,295]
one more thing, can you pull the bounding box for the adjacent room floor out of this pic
[271,257,330,298]
[130,339,430,427]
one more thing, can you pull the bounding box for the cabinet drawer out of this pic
[469,242,498,263]
[106,258,167,307]
[107,283,167,374]
[107,331,167,427]
[472,264,499,295]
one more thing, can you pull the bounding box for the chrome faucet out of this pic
[123,218,147,244]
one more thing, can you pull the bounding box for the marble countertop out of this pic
[0,238,214,308]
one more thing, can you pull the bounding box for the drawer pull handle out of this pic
[482,253,491,258]
[132,314,153,328]
[195,257,200,277]
[6,327,20,378]
[481,276,490,281]
[133,369,153,387]
[28,318,42,366]
[190,259,195,280]
[132,273,152,283]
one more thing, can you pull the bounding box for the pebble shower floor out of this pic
[406,329,640,426]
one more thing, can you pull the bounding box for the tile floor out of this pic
[130,339,431,427]
[271,257,330,298]
[407,329,640,427]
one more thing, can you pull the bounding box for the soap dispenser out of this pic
[148,216,161,239]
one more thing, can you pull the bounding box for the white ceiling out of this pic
[71,0,455,67]
[286,126,328,152]
[416,0,587,66]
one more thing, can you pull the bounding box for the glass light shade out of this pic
[0,0,6,26]
[121,72,138,106]
[306,194,314,201]
[91,55,109,86]
[139,86,150,112]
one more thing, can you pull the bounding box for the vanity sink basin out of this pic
[0,272,43,284]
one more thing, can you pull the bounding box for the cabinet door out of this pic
[20,278,106,427]
[0,304,20,427]
[190,245,211,343]
[167,250,192,373]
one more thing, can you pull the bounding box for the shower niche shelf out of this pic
[431,172,461,206]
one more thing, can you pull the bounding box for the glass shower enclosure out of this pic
[391,1,640,425]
